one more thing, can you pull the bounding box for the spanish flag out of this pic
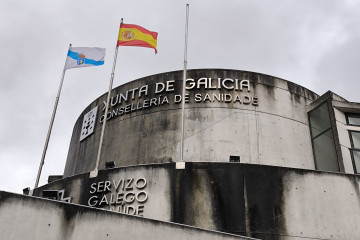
[117,23,158,53]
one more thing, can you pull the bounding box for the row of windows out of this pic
[347,114,360,174]
[308,104,360,174]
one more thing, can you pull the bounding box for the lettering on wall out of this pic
[80,77,259,141]
[87,177,148,216]
[100,78,258,123]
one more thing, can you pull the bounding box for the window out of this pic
[350,150,360,174]
[308,102,339,172]
[346,118,360,174]
[346,113,360,126]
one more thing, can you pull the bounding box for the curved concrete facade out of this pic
[64,69,318,177]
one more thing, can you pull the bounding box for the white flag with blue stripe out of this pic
[65,47,105,70]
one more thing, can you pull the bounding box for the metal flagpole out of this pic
[180,4,190,164]
[33,43,72,190]
[90,19,122,178]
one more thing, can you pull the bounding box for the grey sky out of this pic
[1,0,360,193]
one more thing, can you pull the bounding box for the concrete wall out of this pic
[0,191,254,240]
[35,163,360,240]
[64,69,318,177]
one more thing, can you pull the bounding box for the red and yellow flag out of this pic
[117,23,158,53]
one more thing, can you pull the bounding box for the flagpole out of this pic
[33,43,72,190]
[180,4,189,163]
[90,19,122,178]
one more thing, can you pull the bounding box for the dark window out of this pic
[308,102,339,172]
[350,131,360,148]
[229,156,240,162]
[348,130,360,174]
[346,113,360,126]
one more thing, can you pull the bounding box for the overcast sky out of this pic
[1,0,360,193]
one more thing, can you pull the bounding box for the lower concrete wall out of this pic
[32,163,360,240]
[0,191,255,240]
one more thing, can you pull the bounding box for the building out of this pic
[1,69,359,240]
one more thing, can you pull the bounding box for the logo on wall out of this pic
[58,189,72,203]
[80,106,98,141]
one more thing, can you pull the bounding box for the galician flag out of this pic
[65,47,106,70]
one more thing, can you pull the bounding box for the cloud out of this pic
[1,0,360,193]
